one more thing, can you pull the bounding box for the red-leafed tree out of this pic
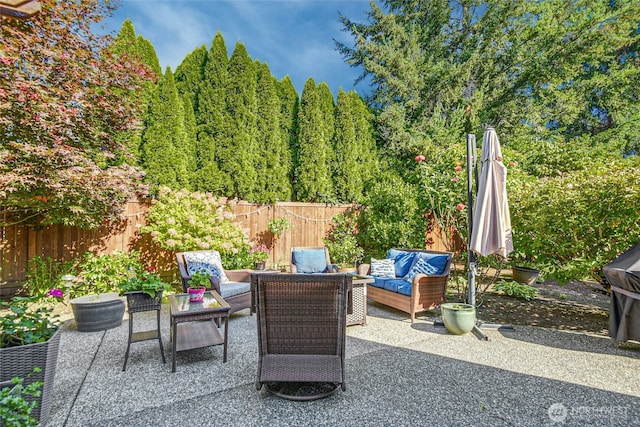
[0,0,154,228]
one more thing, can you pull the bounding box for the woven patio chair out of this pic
[253,273,350,400]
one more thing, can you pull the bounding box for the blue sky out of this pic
[103,0,373,96]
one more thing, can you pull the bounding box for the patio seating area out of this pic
[46,302,640,426]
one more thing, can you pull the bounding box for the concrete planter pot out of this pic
[440,303,476,335]
[0,327,61,424]
[71,292,125,332]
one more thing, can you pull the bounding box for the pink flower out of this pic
[147,266,157,272]
[415,155,425,162]
[0,57,12,66]
[455,166,462,172]
[456,203,465,211]
[452,176,459,182]
[47,288,63,298]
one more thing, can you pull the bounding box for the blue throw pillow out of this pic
[403,257,439,283]
[392,252,416,277]
[409,252,450,276]
[293,249,327,273]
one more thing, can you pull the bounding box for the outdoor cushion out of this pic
[386,250,416,277]
[408,252,450,276]
[382,279,410,294]
[183,251,229,283]
[370,258,395,278]
[370,277,386,289]
[292,248,327,273]
[403,257,440,283]
[220,281,251,299]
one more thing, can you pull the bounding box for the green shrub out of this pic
[494,281,537,301]
[23,256,76,298]
[509,158,640,283]
[0,373,42,427]
[323,210,364,267]
[357,174,425,259]
[140,186,250,266]
[75,250,141,297]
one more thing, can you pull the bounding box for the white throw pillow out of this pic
[370,258,395,278]
[183,251,229,283]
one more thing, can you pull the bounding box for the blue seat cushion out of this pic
[382,279,410,294]
[370,277,386,288]
[386,250,416,277]
[220,281,250,299]
[292,249,327,273]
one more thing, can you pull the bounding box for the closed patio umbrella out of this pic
[467,127,513,307]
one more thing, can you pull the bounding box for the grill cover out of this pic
[602,243,640,342]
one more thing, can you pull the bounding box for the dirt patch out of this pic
[472,280,610,336]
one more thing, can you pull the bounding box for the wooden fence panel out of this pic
[0,200,451,298]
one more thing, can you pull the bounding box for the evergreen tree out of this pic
[220,42,258,199]
[255,62,291,202]
[333,88,362,202]
[295,78,334,202]
[109,19,160,164]
[195,34,228,192]
[182,94,198,189]
[140,68,189,192]
[348,90,379,193]
[136,35,162,76]
[277,76,299,195]
[174,45,207,111]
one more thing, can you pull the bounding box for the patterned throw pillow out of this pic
[403,257,439,283]
[370,258,396,278]
[183,251,229,283]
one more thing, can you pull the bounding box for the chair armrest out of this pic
[357,263,370,276]
[225,269,252,282]
[208,276,221,294]
[326,264,339,273]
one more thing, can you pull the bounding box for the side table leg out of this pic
[172,320,177,373]
[223,315,228,363]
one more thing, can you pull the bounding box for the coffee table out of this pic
[168,290,231,372]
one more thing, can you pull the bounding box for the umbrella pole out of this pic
[466,133,477,307]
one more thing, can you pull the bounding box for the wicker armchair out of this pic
[175,250,252,316]
[253,273,350,400]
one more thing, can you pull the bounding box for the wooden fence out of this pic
[0,200,452,298]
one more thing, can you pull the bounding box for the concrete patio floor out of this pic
[46,302,640,426]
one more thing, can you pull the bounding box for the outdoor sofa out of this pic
[358,248,453,322]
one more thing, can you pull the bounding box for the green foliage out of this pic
[75,250,141,297]
[333,89,363,202]
[118,267,171,298]
[295,78,335,202]
[0,373,42,427]
[509,158,640,283]
[267,218,291,237]
[494,281,537,301]
[0,297,61,348]
[323,210,364,267]
[357,174,425,258]
[0,2,151,228]
[140,186,250,266]
[187,271,211,289]
[220,42,258,199]
[140,68,190,193]
[23,256,76,298]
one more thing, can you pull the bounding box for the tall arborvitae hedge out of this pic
[174,45,207,113]
[295,78,334,202]
[349,91,379,193]
[140,68,190,191]
[194,34,228,192]
[333,88,362,202]
[278,76,299,184]
[220,42,258,199]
